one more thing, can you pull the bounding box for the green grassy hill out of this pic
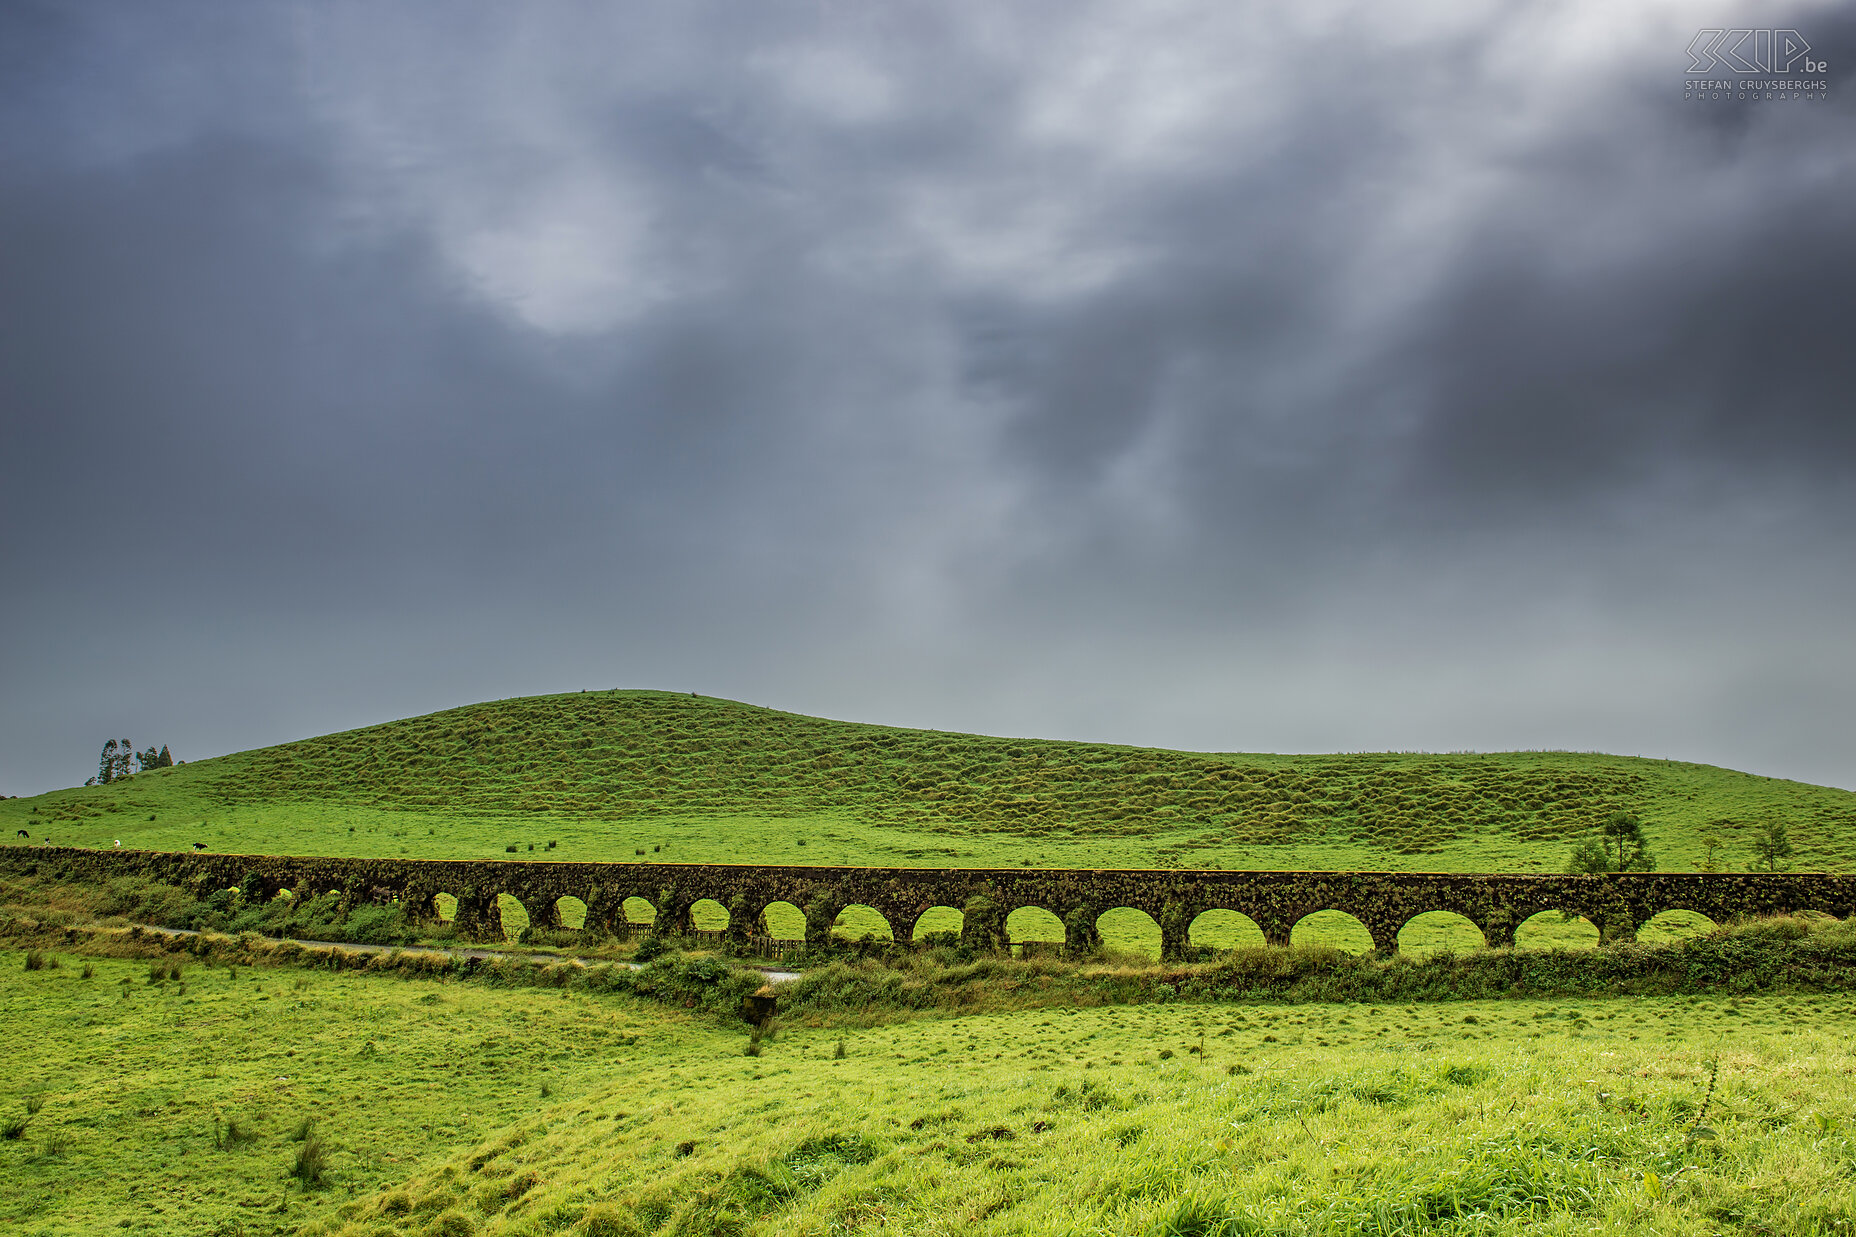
[7,944,1855,1237]
[4,689,1852,872]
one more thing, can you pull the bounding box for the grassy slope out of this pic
[4,690,1853,873]
[0,949,673,1237]
[5,945,1852,1237]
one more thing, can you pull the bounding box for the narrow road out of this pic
[131,923,804,983]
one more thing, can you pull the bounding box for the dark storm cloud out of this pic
[3,1,1853,797]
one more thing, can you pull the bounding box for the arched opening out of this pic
[689,898,729,932]
[911,906,963,942]
[431,892,457,922]
[1188,909,1266,952]
[1096,907,1162,961]
[1515,910,1599,951]
[1397,911,1486,957]
[1006,906,1065,957]
[760,900,806,941]
[621,895,657,927]
[495,893,530,942]
[553,896,587,931]
[1290,910,1373,955]
[831,904,894,942]
[1636,908,1716,945]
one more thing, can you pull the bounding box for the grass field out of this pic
[3,945,1852,1237]
[4,691,1853,875]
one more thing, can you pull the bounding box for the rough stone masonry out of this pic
[6,847,1851,959]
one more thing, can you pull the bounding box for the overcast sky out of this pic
[3,1,1853,797]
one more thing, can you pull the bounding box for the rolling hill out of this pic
[4,690,1852,873]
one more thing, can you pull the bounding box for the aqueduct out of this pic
[6,848,1851,958]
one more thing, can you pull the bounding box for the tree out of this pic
[133,745,173,773]
[1567,810,1655,874]
[1600,810,1655,871]
[95,738,171,784]
[1695,818,1734,872]
[1752,819,1795,872]
[1565,838,1615,874]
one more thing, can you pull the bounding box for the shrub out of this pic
[23,950,46,971]
[290,1135,329,1187]
[1,1116,28,1140]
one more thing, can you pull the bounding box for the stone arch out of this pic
[690,898,730,932]
[1396,910,1487,957]
[1636,908,1716,945]
[1006,906,1065,956]
[831,904,894,942]
[1188,909,1266,952]
[911,906,963,942]
[553,896,588,931]
[1289,909,1375,955]
[760,900,806,941]
[1515,910,1599,951]
[1096,907,1162,961]
[621,895,658,928]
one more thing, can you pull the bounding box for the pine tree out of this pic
[1568,811,1655,873]
[157,745,173,768]
[98,740,119,786]
[1752,819,1795,872]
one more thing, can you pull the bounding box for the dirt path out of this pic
[134,923,803,983]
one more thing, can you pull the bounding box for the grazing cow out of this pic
[13,830,26,839]
[192,841,207,851]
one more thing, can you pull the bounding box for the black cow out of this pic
[192,841,207,851]
[13,830,26,839]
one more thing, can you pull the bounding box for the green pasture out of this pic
[5,691,1852,875]
[0,950,665,1236]
[4,948,1852,1236]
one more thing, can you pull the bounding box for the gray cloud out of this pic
[3,0,1853,796]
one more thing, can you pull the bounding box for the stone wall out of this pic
[4,847,1850,958]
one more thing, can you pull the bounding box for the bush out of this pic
[290,1135,329,1187]
[22,950,46,971]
